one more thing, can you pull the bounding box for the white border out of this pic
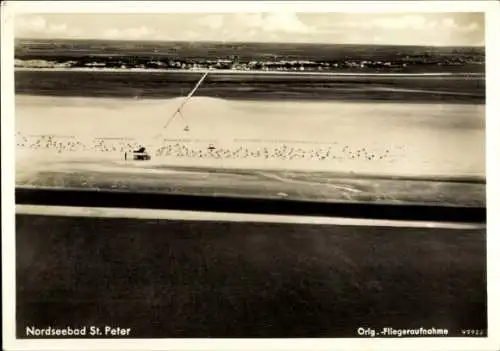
[5,0,499,13]
[2,1,499,351]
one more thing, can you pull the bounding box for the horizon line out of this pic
[15,37,486,49]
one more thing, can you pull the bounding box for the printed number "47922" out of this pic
[461,329,486,336]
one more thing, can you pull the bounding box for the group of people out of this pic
[155,143,392,162]
[15,133,143,154]
[16,133,393,163]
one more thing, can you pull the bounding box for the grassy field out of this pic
[16,214,486,338]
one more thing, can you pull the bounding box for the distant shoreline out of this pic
[13,67,485,77]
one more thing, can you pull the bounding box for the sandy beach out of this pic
[16,95,485,179]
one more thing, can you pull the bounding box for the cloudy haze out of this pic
[15,12,484,46]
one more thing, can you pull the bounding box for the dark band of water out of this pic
[15,187,486,223]
[15,70,485,103]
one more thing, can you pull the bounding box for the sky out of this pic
[14,12,484,46]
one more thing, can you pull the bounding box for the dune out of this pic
[15,95,485,182]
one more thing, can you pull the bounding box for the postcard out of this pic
[2,1,499,350]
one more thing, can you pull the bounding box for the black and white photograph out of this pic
[2,1,499,350]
